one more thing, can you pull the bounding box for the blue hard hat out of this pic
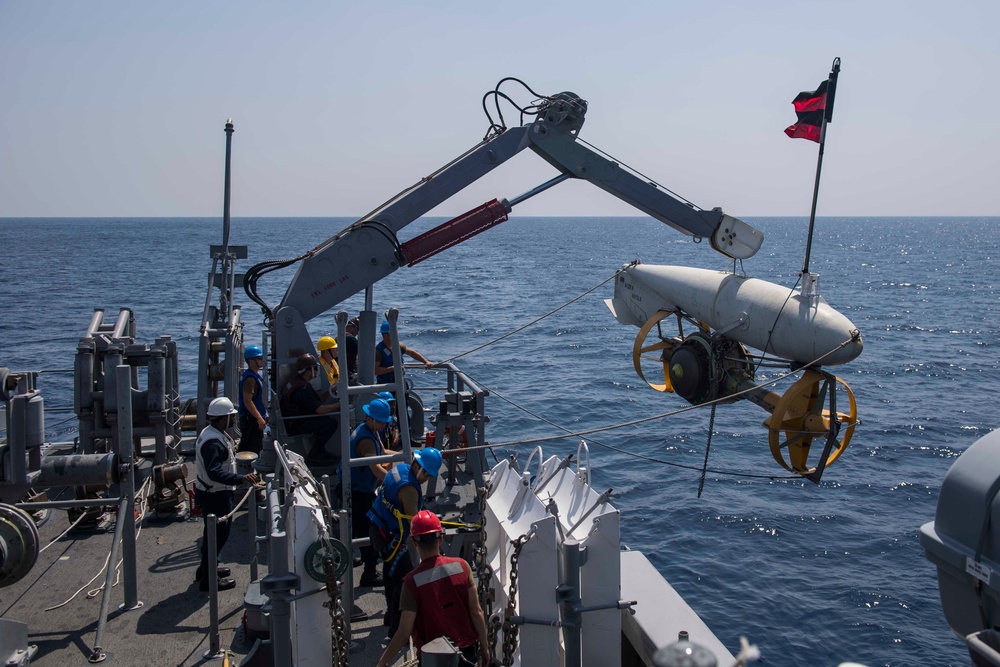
[244,345,264,360]
[363,398,392,423]
[413,447,442,477]
[380,321,391,334]
[377,391,396,403]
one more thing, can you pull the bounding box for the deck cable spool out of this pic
[0,504,40,587]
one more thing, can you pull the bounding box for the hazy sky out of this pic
[2,0,997,218]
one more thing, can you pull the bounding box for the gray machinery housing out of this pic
[74,308,183,467]
[921,428,1000,643]
[196,242,246,433]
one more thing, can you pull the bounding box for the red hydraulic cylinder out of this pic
[401,198,510,267]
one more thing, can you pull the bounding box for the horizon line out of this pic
[2,214,997,220]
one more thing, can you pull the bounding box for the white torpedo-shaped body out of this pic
[605,264,863,366]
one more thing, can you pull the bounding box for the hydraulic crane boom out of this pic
[270,89,764,368]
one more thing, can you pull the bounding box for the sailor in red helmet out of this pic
[376,510,490,667]
[368,447,443,636]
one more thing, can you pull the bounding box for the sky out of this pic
[1,0,997,219]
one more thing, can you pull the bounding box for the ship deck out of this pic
[1,447,424,666]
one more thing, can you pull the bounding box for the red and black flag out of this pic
[784,79,830,143]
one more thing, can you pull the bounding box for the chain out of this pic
[500,534,530,666]
[474,490,498,657]
[323,556,351,666]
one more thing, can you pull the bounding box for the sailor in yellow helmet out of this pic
[317,336,340,386]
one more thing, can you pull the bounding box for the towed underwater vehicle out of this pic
[606,263,863,481]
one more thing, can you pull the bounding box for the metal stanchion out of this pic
[265,529,293,665]
[203,514,223,660]
[116,365,141,612]
[87,501,128,664]
[559,539,583,667]
[337,507,353,646]
[249,483,259,583]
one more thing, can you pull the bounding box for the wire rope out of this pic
[437,270,622,365]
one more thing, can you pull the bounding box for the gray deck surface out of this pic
[2,444,481,666]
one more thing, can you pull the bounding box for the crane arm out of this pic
[269,87,763,368]
[525,97,762,259]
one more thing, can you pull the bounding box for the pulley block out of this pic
[765,369,857,475]
[303,537,351,582]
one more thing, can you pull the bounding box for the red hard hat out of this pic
[410,510,442,537]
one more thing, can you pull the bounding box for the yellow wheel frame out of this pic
[632,310,712,393]
[765,369,857,475]
[632,310,675,392]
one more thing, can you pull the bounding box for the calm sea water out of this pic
[2,215,998,666]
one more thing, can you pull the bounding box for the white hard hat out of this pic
[207,397,238,417]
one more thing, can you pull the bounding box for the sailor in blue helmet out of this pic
[238,345,268,454]
[368,446,443,637]
[344,398,395,587]
[378,391,402,449]
[374,321,434,385]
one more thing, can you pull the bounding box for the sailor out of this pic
[345,316,360,338]
[238,345,267,454]
[374,321,434,384]
[368,447,443,636]
[344,398,394,588]
[195,397,259,592]
[316,335,340,387]
[378,391,402,449]
[279,353,340,466]
[342,317,360,383]
[376,510,490,667]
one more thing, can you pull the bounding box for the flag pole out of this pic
[801,57,840,275]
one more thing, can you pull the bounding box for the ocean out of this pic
[1,215,998,666]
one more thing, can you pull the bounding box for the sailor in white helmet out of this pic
[195,397,259,592]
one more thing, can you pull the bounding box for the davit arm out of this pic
[270,90,764,369]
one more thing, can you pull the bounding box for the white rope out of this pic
[38,511,87,553]
[44,477,152,610]
[219,485,257,522]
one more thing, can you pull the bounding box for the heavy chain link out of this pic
[323,556,350,667]
[474,491,498,658]
[500,534,530,666]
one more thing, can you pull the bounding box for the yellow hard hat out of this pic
[317,336,338,351]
